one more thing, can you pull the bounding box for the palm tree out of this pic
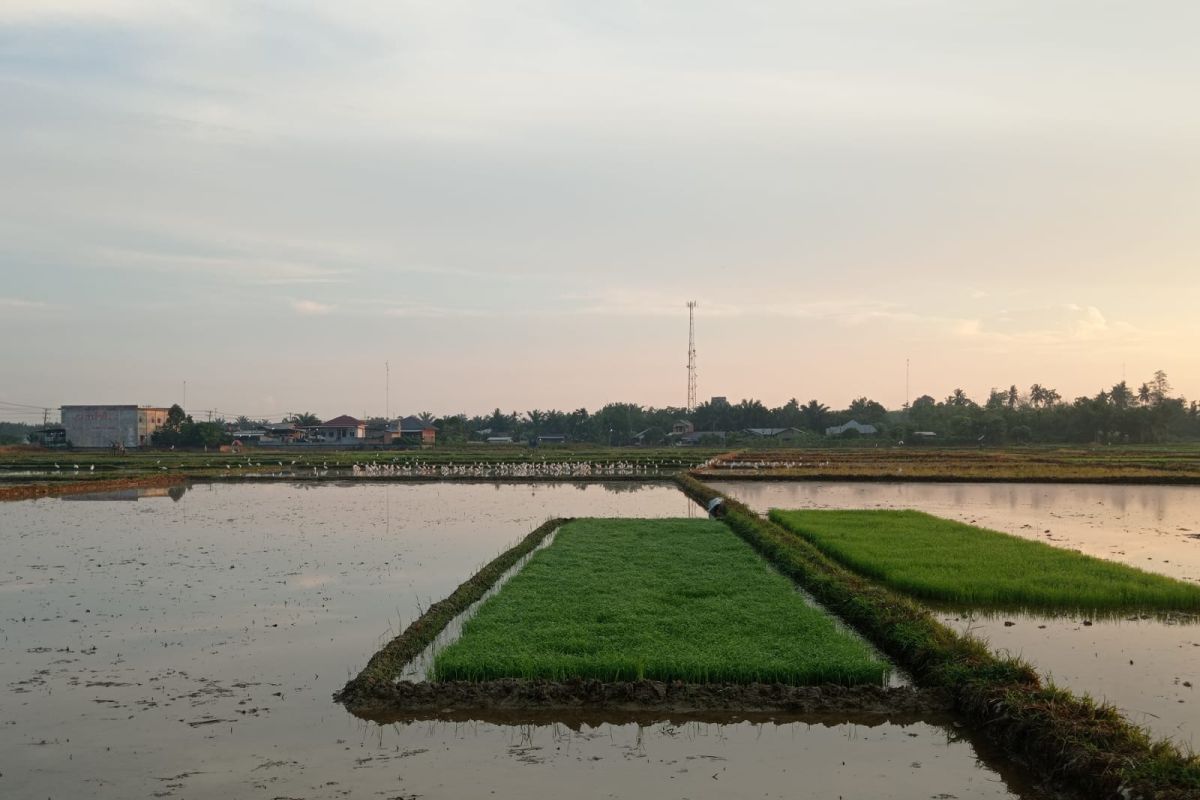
[288,412,321,427]
[1006,385,1019,409]
[417,411,436,425]
[800,400,830,432]
[947,388,972,407]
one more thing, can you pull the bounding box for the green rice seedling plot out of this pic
[431,518,889,686]
[769,509,1200,612]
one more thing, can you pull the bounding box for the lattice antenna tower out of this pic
[686,301,698,412]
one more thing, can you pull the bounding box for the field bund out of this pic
[769,509,1200,612]
[432,518,888,685]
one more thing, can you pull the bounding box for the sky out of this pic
[2,1,1198,422]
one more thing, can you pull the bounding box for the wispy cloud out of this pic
[0,296,53,309]
[565,289,912,325]
[93,245,350,286]
[292,299,333,315]
[952,304,1153,350]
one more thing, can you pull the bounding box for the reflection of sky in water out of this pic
[0,482,1041,800]
[1,482,1056,799]
[713,481,1200,580]
[711,480,1200,745]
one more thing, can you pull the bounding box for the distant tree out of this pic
[799,400,830,432]
[847,397,888,423]
[1029,385,1060,408]
[1110,381,1132,409]
[777,398,802,428]
[165,404,187,432]
[524,410,545,432]
[946,388,974,408]
[1006,385,1020,410]
[417,411,436,425]
[1150,370,1172,405]
[288,412,321,427]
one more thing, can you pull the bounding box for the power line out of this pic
[0,399,52,410]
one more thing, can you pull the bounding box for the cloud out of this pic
[565,289,912,325]
[952,304,1151,350]
[292,299,333,315]
[0,296,50,309]
[92,245,350,286]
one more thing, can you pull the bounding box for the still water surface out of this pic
[712,481,1200,744]
[0,481,1042,799]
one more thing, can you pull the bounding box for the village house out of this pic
[385,416,437,447]
[825,420,879,437]
[743,427,808,443]
[310,415,367,442]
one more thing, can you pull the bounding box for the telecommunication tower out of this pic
[686,301,698,412]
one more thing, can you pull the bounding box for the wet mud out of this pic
[348,678,951,720]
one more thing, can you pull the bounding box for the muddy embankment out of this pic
[0,474,186,502]
[348,677,951,724]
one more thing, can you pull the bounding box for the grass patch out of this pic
[769,509,1200,612]
[432,518,888,686]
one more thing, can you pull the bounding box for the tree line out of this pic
[8,370,1198,448]
[275,370,1200,446]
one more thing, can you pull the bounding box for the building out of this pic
[28,427,68,448]
[679,430,727,446]
[386,416,437,446]
[261,423,304,444]
[671,420,695,435]
[825,420,879,437]
[744,427,808,442]
[536,434,567,445]
[310,415,366,442]
[61,405,170,448]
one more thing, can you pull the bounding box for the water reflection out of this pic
[58,483,191,502]
[712,481,1200,581]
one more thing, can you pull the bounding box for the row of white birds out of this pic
[704,460,833,470]
[47,455,721,476]
[343,460,679,478]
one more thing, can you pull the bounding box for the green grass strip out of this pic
[676,475,1200,800]
[336,517,567,706]
[432,518,888,686]
[769,509,1200,611]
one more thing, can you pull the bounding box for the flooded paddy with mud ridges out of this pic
[714,481,1200,745]
[1,481,1050,799]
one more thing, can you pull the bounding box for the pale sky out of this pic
[2,1,1197,421]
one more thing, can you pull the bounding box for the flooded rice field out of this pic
[713,481,1200,744]
[710,481,1200,580]
[1,481,1046,799]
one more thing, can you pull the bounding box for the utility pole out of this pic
[686,301,697,413]
[385,361,390,420]
[905,358,910,411]
[183,380,187,411]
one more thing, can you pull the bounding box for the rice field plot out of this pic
[432,518,889,685]
[699,445,1200,482]
[769,509,1200,612]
